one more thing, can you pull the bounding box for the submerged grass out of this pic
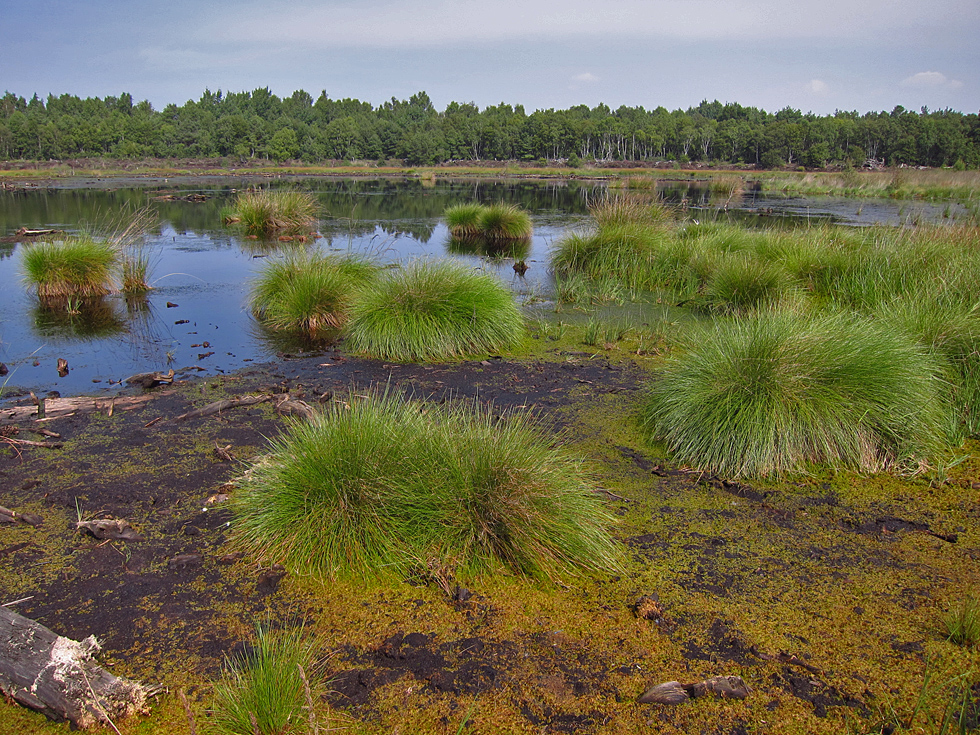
[344,260,525,361]
[249,251,378,340]
[641,309,951,477]
[231,390,622,581]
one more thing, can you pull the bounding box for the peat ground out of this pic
[2,344,979,734]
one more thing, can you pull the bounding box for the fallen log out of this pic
[0,607,155,729]
[150,394,272,427]
[0,394,161,426]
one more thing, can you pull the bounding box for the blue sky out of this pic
[3,0,977,115]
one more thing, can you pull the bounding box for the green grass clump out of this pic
[211,624,323,735]
[478,203,533,240]
[588,195,673,228]
[249,252,377,340]
[943,595,980,647]
[444,203,484,237]
[343,260,525,361]
[877,296,980,438]
[443,202,533,240]
[228,190,318,236]
[231,391,621,581]
[21,236,118,300]
[641,310,950,477]
[700,253,794,313]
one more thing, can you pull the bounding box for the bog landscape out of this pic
[2,89,980,735]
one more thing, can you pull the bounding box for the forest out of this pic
[1,87,978,169]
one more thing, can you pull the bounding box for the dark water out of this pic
[0,176,964,400]
[0,177,600,399]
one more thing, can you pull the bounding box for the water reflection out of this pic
[32,297,127,341]
[446,235,531,261]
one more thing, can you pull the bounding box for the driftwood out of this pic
[1,394,160,426]
[149,394,272,427]
[275,395,316,420]
[639,675,751,704]
[76,519,143,542]
[124,369,174,389]
[0,607,154,728]
[0,506,43,527]
[15,228,64,237]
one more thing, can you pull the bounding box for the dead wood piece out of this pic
[124,369,175,389]
[0,506,43,527]
[214,443,234,462]
[76,519,143,542]
[1,394,159,426]
[276,396,316,420]
[691,675,752,700]
[3,437,63,449]
[638,681,689,704]
[640,675,751,705]
[152,394,272,427]
[0,607,154,728]
[15,227,63,237]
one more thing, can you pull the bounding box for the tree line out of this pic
[1,88,978,169]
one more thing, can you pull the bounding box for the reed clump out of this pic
[227,189,318,236]
[641,309,950,477]
[249,252,377,340]
[444,202,532,240]
[343,260,525,361]
[22,236,118,301]
[231,391,622,581]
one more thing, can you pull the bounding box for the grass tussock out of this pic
[21,236,118,300]
[343,260,525,361]
[231,391,622,581]
[228,189,318,236]
[943,595,980,647]
[211,623,324,735]
[249,252,377,340]
[641,309,950,477]
[588,195,673,228]
[444,203,484,237]
[444,202,532,240]
[107,206,158,295]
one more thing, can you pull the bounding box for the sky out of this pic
[3,0,977,116]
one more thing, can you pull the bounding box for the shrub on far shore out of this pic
[343,260,525,361]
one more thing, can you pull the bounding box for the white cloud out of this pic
[573,72,599,83]
[808,79,829,95]
[901,71,963,89]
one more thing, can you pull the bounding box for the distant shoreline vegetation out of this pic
[0,88,976,169]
